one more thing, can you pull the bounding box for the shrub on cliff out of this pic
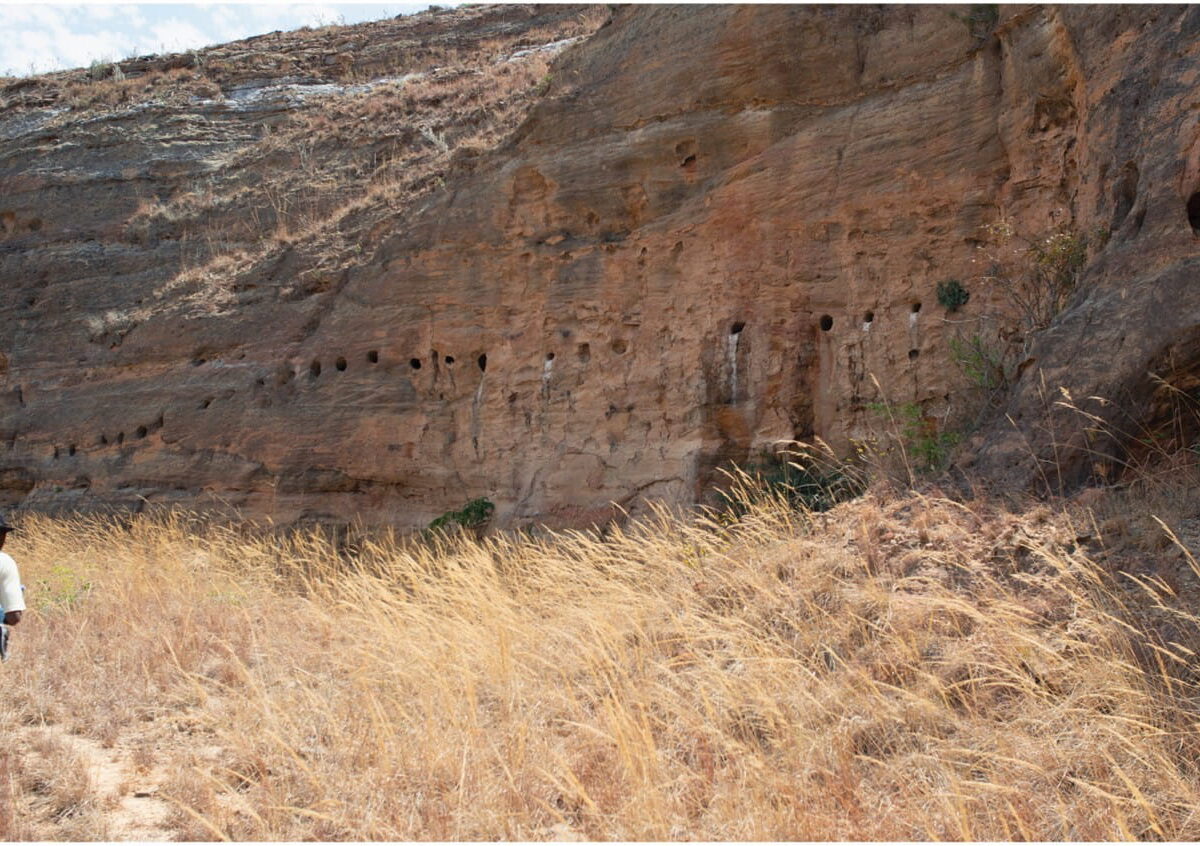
[427,497,495,534]
[979,221,1099,337]
[936,278,970,312]
[942,222,1106,433]
[867,400,961,476]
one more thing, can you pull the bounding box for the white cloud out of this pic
[210,6,253,42]
[146,17,217,55]
[120,6,148,32]
[0,6,138,74]
[0,2,441,77]
[50,28,141,70]
[0,5,68,29]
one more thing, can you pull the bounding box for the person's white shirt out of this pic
[0,552,24,614]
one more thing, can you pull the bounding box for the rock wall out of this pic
[1,5,1198,529]
[968,6,1200,491]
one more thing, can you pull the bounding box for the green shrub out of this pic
[1013,228,1092,333]
[722,448,865,516]
[947,333,1021,429]
[868,401,960,474]
[949,333,1012,394]
[428,497,495,534]
[936,279,970,312]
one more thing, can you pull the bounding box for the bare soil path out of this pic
[66,731,173,841]
[16,722,175,841]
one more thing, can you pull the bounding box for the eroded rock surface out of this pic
[2,5,1199,528]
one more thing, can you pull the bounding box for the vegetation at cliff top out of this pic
[5,460,1200,839]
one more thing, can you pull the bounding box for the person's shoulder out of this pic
[0,552,16,568]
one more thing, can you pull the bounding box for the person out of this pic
[0,516,24,660]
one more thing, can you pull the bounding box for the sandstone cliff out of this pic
[2,5,1198,529]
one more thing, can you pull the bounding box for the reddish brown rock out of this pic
[1,5,1198,529]
[969,7,1200,492]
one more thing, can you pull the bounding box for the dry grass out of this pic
[59,66,219,109]
[4,473,1200,839]
[0,729,109,840]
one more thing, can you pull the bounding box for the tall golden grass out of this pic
[3,474,1200,839]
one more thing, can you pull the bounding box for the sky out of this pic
[0,2,445,77]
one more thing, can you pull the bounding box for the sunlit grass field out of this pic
[3,470,1200,839]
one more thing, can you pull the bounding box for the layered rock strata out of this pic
[1,5,1198,528]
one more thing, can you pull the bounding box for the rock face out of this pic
[966,6,1200,491]
[1,5,1199,529]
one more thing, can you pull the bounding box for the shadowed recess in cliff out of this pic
[1113,162,1139,230]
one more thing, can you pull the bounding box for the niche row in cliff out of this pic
[260,333,632,388]
[31,411,167,462]
[96,413,165,449]
[815,301,925,334]
[28,299,936,469]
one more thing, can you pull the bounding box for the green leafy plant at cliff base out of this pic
[718,443,866,518]
[868,401,960,475]
[756,456,862,514]
[428,497,495,534]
